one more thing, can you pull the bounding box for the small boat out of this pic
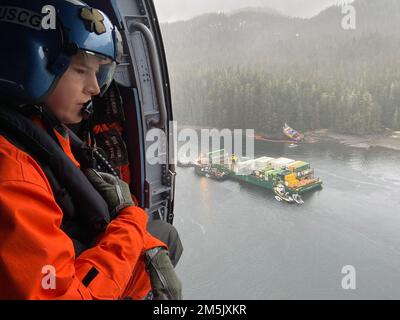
[273,185,304,205]
[195,164,227,181]
[273,184,295,203]
[283,123,304,143]
[292,193,304,205]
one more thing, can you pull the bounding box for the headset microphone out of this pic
[82,100,93,120]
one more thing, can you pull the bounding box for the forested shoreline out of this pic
[162,0,400,135]
[169,64,400,135]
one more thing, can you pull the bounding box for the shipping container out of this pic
[288,161,305,170]
[284,173,296,181]
[270,157,295,170]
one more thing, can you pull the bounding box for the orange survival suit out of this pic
[0,113,166,300]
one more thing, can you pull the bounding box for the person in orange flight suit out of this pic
[0,0,182,300]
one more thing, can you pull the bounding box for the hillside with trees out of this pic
[160,0,400,134]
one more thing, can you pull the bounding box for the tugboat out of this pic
[283,123,304,143]
[292,193,304,205]
[273,184,294,203]
[273,184,304,204]
[194,164,227,181]
[248,123,304,145]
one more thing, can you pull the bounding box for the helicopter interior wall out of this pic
[83,0,148,210]
[118,85,146,208]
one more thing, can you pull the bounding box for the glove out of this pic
[145,247,183,300]
[85,168,134,219]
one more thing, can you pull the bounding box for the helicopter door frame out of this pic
[85,0,176,223]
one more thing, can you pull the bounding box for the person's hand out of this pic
[146,247,183,300]
[85,169,134,219]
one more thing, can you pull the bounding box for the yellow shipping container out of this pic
[287,161,301,169]
[285,173,296,181]
[288,161,306,171]
[288,178,299,186]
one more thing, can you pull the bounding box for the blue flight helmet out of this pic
[0,0,123,105]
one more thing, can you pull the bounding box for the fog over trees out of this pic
[160,0,400,134]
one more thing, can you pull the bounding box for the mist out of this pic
[153,0,355,22]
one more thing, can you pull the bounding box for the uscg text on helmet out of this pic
[0,5,56,31]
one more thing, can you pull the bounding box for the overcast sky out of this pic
[153,0,355,22]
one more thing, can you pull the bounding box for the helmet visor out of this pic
[96,58,116,96]
[77,50,116,96]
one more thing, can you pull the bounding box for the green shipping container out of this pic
[295,164,310,172]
